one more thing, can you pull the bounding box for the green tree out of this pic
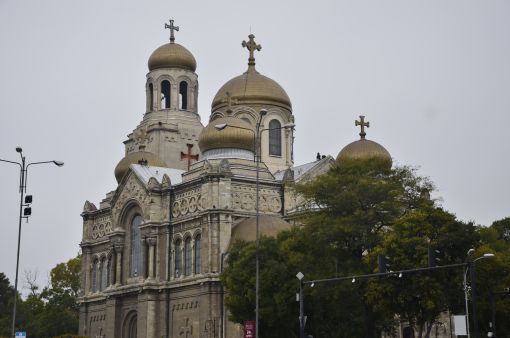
[474,218,510,337]
[291,159,433,337]
[221,238,298,338]
[365,206,478,337]
[38,255,82,338]
[0,273,15,337]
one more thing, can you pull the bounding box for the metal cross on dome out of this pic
[355,115,370,139]
[165,19,179,43]
[242,34,261,66]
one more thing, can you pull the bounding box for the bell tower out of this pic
[119,20,203,176]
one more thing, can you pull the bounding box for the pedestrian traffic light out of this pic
[378,254,390,273]
[428,247,440,267]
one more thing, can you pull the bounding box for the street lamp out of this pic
[296,272,305,338]
[215,110,295,338]
[1,147,64,338]
[465,249,495,338]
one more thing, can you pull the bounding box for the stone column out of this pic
[82,247,92,294]
[146,293,157,338]
[147,237,157,280]
[114,244,123,286]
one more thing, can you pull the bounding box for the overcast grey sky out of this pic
[1,0,509,289]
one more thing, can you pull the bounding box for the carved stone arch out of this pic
[156,75,176,110]
[122,310,137,338]
[176,75,193,86]
[118,199,144,231]
[156,74,176,86]
[182,231,193,242]
[209,111,225,121]
[172,233,183,244]
[192,228,202,239]
[232,107,257,125]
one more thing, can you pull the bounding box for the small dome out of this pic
[148,43,197,72]
[198,117,255,153]
[229,215,292,249]
[336,139,392,166]
[114,151,167,183]
[211,67,292,111]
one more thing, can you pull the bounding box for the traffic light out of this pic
[23,195,32,217]
[378,254,390,273]
[428,247,440,267]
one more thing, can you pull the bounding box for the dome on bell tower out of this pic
[337,116,392,167]
[147,20,197,71]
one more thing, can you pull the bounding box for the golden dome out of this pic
[148,42,197,72]
[198,117,255,153]
[211,67,292,111]
[114,151,168,183]
[336,139,392,166]
[229,215,292,249]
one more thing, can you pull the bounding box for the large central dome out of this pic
[212,67,292,110]
[212,34,291,111]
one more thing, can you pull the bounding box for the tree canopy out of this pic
[221,159,507,338]
[0,255,82,338]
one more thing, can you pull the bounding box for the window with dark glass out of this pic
[161,80,171,109]
[92,259,98,292]
[184,237,192,276]
[194,234,201,274]
[100,258,107,291]
[130,215,142,277]
[174,239,182,277]
[179,81,188,110]
[269,119,282,156]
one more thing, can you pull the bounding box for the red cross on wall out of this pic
[180,144,199,170]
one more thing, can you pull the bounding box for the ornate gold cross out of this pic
[355,115,370,139]
[165,19,179,43]
[242,34,261,66]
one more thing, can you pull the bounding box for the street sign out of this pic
[453,315,467,335]
[244,320,255,338]
[15,332,26,338]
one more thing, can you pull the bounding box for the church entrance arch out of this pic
[122,311,137,338]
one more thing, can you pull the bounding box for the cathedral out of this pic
[78,21,396,338]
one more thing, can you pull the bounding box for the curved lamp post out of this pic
[215,110,295,338]
[465,249,495,338]
[0,147,63,338]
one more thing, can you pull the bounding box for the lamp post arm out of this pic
[0,158,22,167]
[24,160,64,193]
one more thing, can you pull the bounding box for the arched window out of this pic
[106,257,111,287]
[91,259,98,293]
[130,215,142,277]
[194,234,201,274]
[174,239,182,277]
[179,81,188,110]
[161,80,171,109]
[269,119,282,156]
[148,83,154,110]
[184,237,192,276]
[100,257,107,291]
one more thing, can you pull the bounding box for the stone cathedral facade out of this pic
[78,22,336,338]
[78,21,438,338]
